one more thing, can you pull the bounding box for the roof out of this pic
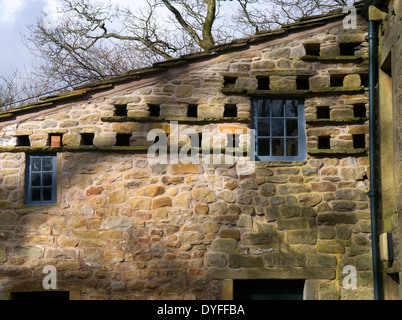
[0,0,366,120]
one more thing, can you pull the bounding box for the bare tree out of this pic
[2,0,349,108]
[0,69,55,110]
[235,0,349,35]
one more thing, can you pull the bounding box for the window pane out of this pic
[31,188,41,202]
[272,120,284,136]
[272,100,283,117]
[286,120,298,136]
[287,139,299,156]
[258,99,271,117]
[43,188,53,201]
[258,139,270,156]
[43,173,53,186]
[272,139,284,156]
[258,120,270,136]
[285,100,298,117]
[32,159,41,172]
[42,158,53,171]
[31,174,41,186]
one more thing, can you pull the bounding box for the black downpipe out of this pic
[367,18,381,300]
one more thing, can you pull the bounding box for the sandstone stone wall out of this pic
[0,17,373,300]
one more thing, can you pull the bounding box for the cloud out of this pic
[0,0,25,27]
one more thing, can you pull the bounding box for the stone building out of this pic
[0,2,375,300]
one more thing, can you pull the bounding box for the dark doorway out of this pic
[10,291,70,300]
[234,280,304,300]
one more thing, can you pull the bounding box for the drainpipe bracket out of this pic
[369,6,387,21]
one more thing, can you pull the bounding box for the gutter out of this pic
[363,0,386,300]
[367,17,381,300]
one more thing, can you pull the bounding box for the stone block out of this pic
[287,230,317,244]
[242,231,283,245]
[263,252,306,267]
[136,185,165,197]
[111,123,141,134]
[332,200,356,211]
[152,197,172,209]
[337,33,366,44]
[93,135,116,146]
[29,134,48,147]
[316,240,345,253]
[307,255,337,268]
[129,198,152,210]
[298,193,322,207]
[277,218,308,230]
[320,44,340,56]
[103,217,133,230]
[192,188,217,203]
[206,253,227,268]
[235,77,258,90]
[197,105,224,118]
[176,85,193,98]
[259,184,276,197]
[169,162,202,174]
[317,213,357,225]
[212,238,238,253]
[269,76,297,91]
[251,60,276,70]
[218,229,241,240]
[343,74,361,89]
[229,254,263,268]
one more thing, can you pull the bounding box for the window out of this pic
[25,154,57,205]
[252,98,306,161]
[234,280,304,300]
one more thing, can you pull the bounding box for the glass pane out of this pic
[258,139,270,156]
[31,174,41,186]
[42,158,53,171]
[43,188,53,201]
[286,120,298,136]
[272,139,284,156]
[258,99,271,117]
[285,100,298,117]
[258,120,270,136]
[287,139,299,156]
[43,173,53,186]
[31,188,41,202]
[272,120,284,136]
[272,100,283,117]
[32,159,41,172]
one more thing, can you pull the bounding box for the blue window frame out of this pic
[25,154,57,205]
[252,98,306,161]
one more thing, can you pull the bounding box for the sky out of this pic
[0,0,138,78]
[0,0,240,83]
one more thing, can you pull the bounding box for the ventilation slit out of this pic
[317,107,330,119]
[149,104,160,117]
[318,136,330,149]
[114,104,128,117]
[224,104,238,117]
[116,134,131,146]
[353,134,365,149]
